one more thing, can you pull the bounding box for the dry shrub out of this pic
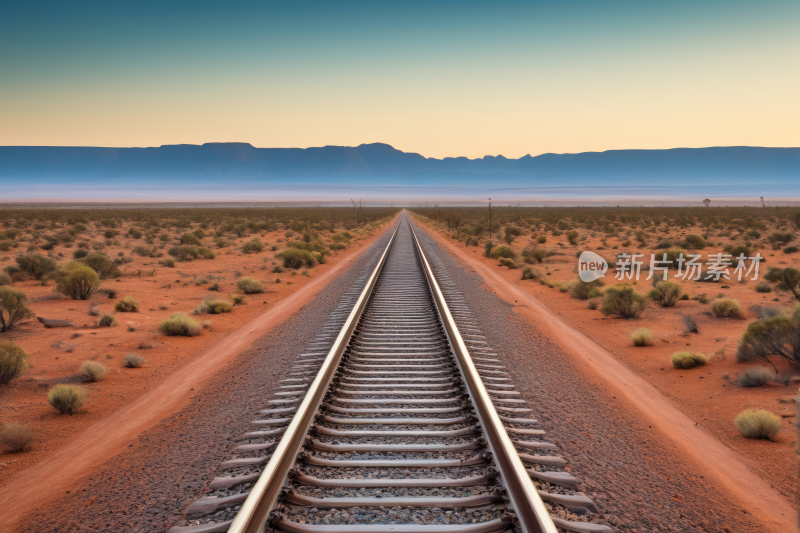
[230,294,245,305]
[79,361,108,382]
[0,423,34,452]
[98,314,116,327]
[489,245,517,260]
[237,277,263,294]
[0,341,29,384]
[48,384,87,415]
[682,314,698,334]
[521,267,540,280]
[114,296,139,312]
[631,328,654,347]
[670,351,708,369]
[55,261,100,300]
[733,409,781,439]
[498,257,518,269]
[123,353,147,368]
[734,366,773,387]
[194,298,232,314]
[159,313,202,337]
[0,273,11,286]
[711,298,744,318]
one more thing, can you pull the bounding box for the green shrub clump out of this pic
[0,341,29,384]
[600,284,647,319]
[159,313,202,336]
[180,232,202,245]
[277,248,317,269]
[98,314,116,327]
[237,277,263,294]
[737,304,800,365]
[0,287,34,332]
[710,298,744,318]
[568,278,604,300]
[648,280,683,307]
[194,298,232,314]
[733,409,781,439]
[489,245,516,260]
[670,351,708,369]
[680,234,707,250]
[631,328,654,347]
[55,261,100,300]
[48,384,87,415]
[242,238,264,253]
[78,253,121,279]
[15,253,57,280]
[168,245,216,261]
[521,248,547,264]
[114,296,139,312]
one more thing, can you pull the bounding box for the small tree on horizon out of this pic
[702,199,711,208]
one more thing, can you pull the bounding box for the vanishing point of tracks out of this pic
[170,214,612,533]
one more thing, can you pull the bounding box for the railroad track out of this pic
[170,213,612,533]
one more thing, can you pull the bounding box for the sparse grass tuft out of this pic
[682,314,699,334]
[123,353,147,368]
[670,351,708,369]
[79,361,108,382]
[0,423,34,452]
[733,409,781,439]
[734,366,773,387]
[237,277,263,294]
[755,281,772,293]
[631,328,654,346]
[710,298,744,318]
[47,384,87,415]
[159,313,202,336]
[0,341,29,384]
[114,296,139,312]
[230,294,245,305]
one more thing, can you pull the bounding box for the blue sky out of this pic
[1,0,798,158]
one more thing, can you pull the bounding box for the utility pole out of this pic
[488,198,492,240]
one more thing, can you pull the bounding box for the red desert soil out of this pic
[414,217,799,533]
[0,215,396,531]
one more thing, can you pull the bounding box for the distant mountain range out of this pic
[1,143,798,200]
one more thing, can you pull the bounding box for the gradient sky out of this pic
[1,0,798,159]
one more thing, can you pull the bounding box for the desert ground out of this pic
[410,207,800,510]
[0,205,798,532]
[0,208,394,486]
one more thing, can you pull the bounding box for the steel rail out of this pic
[226,220,401,533]
[407,214,559,533]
